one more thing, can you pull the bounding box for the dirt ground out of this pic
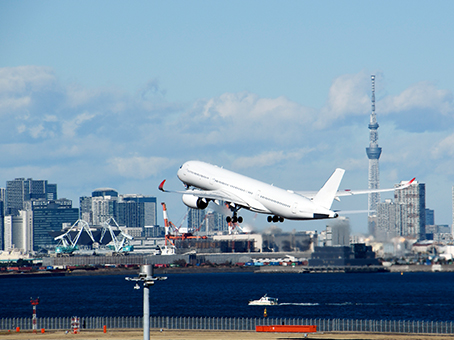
[1,329,453,340]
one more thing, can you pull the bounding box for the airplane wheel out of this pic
[267,216,272,223]
[226,216,231,223]
[238,216,243,223]
[232,216,237,223]
[272,215,279,223]
[279,217,284,222]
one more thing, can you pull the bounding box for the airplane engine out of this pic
[182,194,209,209]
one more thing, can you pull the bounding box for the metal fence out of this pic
[1,316,454,334]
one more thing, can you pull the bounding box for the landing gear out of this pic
[226,214,243,224]
[225,204,243,224]
[267,215,284,223]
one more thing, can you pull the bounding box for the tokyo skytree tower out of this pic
[366,75,382,216]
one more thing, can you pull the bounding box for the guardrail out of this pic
[1,316,453,334]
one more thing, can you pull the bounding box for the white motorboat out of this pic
[248,294,278,306]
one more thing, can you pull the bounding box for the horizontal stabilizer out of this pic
[312,168,345,210]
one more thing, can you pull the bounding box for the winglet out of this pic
[158,180,166,192]
[399,177,416,189]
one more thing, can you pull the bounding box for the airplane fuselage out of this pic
[177,161,337,220]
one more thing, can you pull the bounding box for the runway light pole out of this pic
[125,265,167,340]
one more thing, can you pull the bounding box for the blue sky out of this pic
[1,1,454,234]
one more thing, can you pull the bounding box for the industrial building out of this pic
[309,243,380,267]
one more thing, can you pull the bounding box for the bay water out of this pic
[1,271,453,322]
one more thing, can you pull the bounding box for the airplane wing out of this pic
[158,180,251,208]
[335,177,415,197]
[296,178,415,199]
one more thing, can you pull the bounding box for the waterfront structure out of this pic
[309,243,380,267]
[394,180,426,239]
[6,178,57,215]
[366,75,382,236]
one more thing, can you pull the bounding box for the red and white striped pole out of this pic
[30,298,39,333]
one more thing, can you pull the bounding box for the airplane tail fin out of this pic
[312,168,345,210]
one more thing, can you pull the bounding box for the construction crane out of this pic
[54,219,95,255]
[99,217,134,254]
[161,202,207,255]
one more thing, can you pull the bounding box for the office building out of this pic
[91,188,118,226]
[116,195,157,230]
[6,178,57,215]
[376,199,405,240]
[4,210,33,252]
[0,201,3,250]
[187,208,206,233]
[425,209,435,226]
[394,181,426,239]
[325,218,350,246]
[30,199,79,251]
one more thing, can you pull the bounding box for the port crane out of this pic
[99,217,134,253]
[54,219,96,255]
[161,202,207,254]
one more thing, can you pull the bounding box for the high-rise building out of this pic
[79,196,93,223]
[6,178,57,215]
[188,208,206,233]
[425,209,435,226]
[4,210,33,252]
[376,199,405,240]
[394,181,426,239]
[117,195,157,229]
[366,75,382,236]
[452,185,454,230]
[91,188,118,226]
[30,199,79,251]
[0,200,4,250]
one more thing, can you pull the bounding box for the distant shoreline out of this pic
[1,264,453,279]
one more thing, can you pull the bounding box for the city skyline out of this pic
[1,2,454,233]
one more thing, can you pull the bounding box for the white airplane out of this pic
[159,160,415,224]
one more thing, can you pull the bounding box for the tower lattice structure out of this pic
[366,75,382,217]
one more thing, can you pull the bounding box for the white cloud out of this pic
[107,156,178,179]
[0,66,56,94]
[232,148,314,169]
[61,111,97,138]
[315,71,371,128]
[431,133,454,158]
[380,81,453,115]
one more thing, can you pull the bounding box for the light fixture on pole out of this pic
[125,265,167,340]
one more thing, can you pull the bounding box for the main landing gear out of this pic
[226,214,243,223]
[225,204,243,224]
[267,215,284,223]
